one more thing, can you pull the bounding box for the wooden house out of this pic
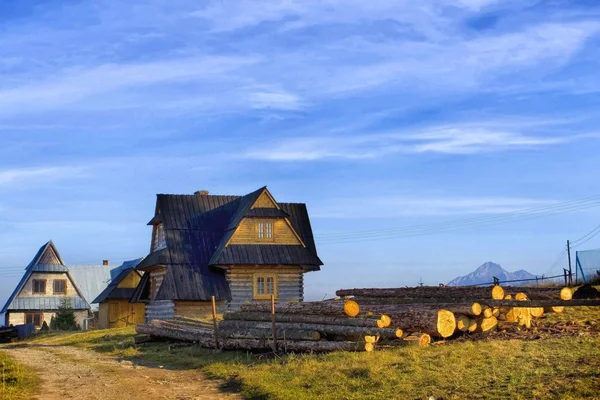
[1,241,91,329]
[130,187,322,321]
[93,266,145,329]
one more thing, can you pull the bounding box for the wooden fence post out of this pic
[211,295,219,349]
[271,294,277,352]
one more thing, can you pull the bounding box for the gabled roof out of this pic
[93,268,143,303]
[26,240,68,272]
[1,241,91,314]
[137,187,322,301]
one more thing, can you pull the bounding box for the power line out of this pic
[570,223,600,247]
[317,196,600,244]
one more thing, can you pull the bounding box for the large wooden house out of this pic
[1,241,91,328]
[131,187,322,321]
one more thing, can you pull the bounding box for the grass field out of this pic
[22,306,600,400]
[0,351,38,400]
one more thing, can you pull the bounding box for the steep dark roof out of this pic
[137,187,322,301]
[93,268,142,303]
[1,241,91,313]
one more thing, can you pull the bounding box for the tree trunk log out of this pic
[474,316,498,333]
[337,286,502,299]
[223,312,382,327]
[503,287,572,300]
[219,327,321,341]
[137,324,371,352]
[456,315,476,332]
[239,300,359,317]
[355,303,482,317]
[218,320,403,340]
[402,333,431,346]
[375,309,456,338]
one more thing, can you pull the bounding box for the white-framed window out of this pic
[154,223,166,251]
[253,273,278,300]
[257,221,274,240]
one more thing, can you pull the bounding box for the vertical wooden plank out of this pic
[212,295,219,349]
[271,294,277,352]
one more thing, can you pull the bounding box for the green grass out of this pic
[0,351,38,400]
[26,307,600,400]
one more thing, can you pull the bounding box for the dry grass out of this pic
[26,306,600,400]
[0,351,38,400]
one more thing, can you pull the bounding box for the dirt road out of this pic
[1,344,242,400]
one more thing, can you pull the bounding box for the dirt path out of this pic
[0,344,242,400]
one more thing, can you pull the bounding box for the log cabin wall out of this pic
[229,218,302,245]
[226,266,304,310]
[174,301,226,318]
[145,300,175,322]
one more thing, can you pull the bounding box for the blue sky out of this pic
[1,0,600,311]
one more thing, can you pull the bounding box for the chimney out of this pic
[195,190,209,196]
[103,260,109,266]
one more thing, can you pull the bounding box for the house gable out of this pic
[117,270,142,289]
[229,218,303,245]
[251,191,278,209]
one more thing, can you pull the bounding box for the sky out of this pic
[2,0,600,313]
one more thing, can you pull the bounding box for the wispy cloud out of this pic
[311,196,556,219]
[0,166,84,187]
[243,121,582,161]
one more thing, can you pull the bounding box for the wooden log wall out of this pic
[225,266,304,310]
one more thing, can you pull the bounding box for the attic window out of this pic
[32,279,46,294]
[257,221,273,240]
[154,223,166,251]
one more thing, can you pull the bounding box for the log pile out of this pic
[136,284,600,353]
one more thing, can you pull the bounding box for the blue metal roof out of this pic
[576,248,600,283]
[30,264,70,272]
[69,265,113,311]
[8,296,89,311]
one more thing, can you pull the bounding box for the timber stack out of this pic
[136,285,600,353]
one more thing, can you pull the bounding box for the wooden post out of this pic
[567,240,573,285]
[563,269,568,286]
[211,296,219,349]
[271,294,277,352]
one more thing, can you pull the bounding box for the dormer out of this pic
[147,209,166,253]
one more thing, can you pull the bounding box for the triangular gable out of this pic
[93,268,142,303]
[27,240,65,270]
[209,187,307,265]
[1,241,91,313]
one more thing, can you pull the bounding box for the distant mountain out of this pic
[447,262,538,286]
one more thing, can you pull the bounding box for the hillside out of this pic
[447,262,537,286]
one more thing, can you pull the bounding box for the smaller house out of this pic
[93,262,145,329]
[1,241,91,329]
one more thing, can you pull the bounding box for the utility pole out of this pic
[567,240,572,286]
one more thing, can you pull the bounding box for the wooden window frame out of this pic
[53,279,67,295]
[25,312,44,328]
[253,273,278,300]
[256,220,274,241]
[153,223,167,252]
[32,279,46,294]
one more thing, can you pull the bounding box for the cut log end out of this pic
[395,328,404,338]
[380,314,392,328]
[515,293,528,301]
[456,315,472,332]
[552,306,565,313]
[437,310,456,338]
[530,307,544,318]
[491,286,505,300]
[560,287,573,301]
[344,300,360,317]
[479,316,498,333]
[376,319,386,329]
[364,335,379,344]
[364,342,375,352]
[403,333,431,346]
[504,294,513,300]
[471,302,482,316]
[483,307,494,319]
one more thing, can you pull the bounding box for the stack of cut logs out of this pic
[136,285,599,353]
